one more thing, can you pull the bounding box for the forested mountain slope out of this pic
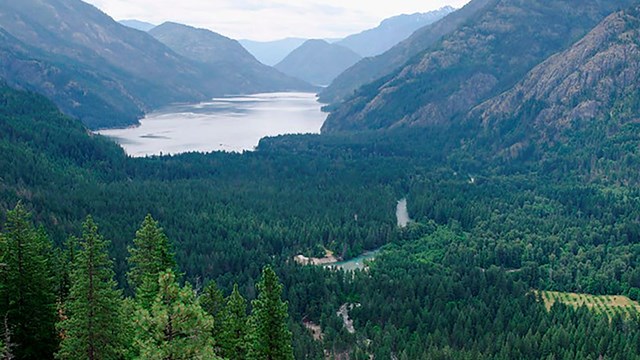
[0,0,208,129]
[322,0,638,133]
[0,28,146,129]
[472,6,640,157]
[0,0,312,129]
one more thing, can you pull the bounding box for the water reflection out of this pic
[97,92,326,156]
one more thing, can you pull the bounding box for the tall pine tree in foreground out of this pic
[200,281,226,354]
[247,266,294,360]
[128,214,176,308]
[0,203,57,359]
[133,270,219,360]
[219,284,249,360]
[56,217,124,360]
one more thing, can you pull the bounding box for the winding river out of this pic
[323,198,411,271]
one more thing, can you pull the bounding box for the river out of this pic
[322,198,411,271]
[396,198,411,227]
[96,92,326,156]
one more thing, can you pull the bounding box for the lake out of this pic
[97,92,326,156]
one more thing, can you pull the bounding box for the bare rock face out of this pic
[476,7,640,142]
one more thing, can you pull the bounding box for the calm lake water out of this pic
[97,92,326,156]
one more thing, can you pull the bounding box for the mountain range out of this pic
[0,0,312,129]
[239,8,453,68]
[239,38,308,66]
[274,40,362,86]
[322,0,639,134]
[336,6,455,58]
[149,22,312,95]
[473,5,640,157]
[318,0,494,105]
[119,19,156,32]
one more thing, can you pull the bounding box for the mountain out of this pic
[274,39,362,86]
[0,0,312,130]
[473,6,640,155]
[239,38,307,66]
[336,7,455,58]
[240,8,453,69]
[0,27,144,129]
[322,0,638,133]
[0,0,214,129]
[119,19,156,32]
[149,22,314,94]
[318,0,494,104]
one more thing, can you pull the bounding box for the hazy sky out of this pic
[84,0,471,41]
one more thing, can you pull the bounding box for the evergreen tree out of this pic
[199,281,225,352]
[59,236,78,303]
[128,214,176,308]
[247,266,294,360]
[220,284,249,360]
[133,270,219,360]
[0,203,57,359]
[56,216,124,360]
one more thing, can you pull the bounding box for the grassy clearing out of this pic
[536,290,640,318]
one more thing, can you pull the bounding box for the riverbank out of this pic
[294,248,339,266]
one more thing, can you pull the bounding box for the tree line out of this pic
[0,204,294,360]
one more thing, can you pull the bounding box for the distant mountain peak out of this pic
[149,22,315,92]
[119,19,156,32]
[336,6,455,58]
[275,39,362,86]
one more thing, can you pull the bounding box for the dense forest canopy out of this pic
[2,62,640,359]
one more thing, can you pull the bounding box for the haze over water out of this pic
[97,92,326,157]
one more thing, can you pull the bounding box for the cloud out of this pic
[85,0,470,40]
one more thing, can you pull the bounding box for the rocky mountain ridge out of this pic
[472,6,640,155]
[318,0,495,104]
[336,7,455,58]
[322,0,638,133]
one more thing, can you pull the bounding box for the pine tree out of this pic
[133,270,219,360]
[128,214,176,308]
[57,236,78,305]
[199,281,225,352]
[247,266,294,360]
[0,203,57,359]
[56,216,124,360]
[220,284,249,360]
